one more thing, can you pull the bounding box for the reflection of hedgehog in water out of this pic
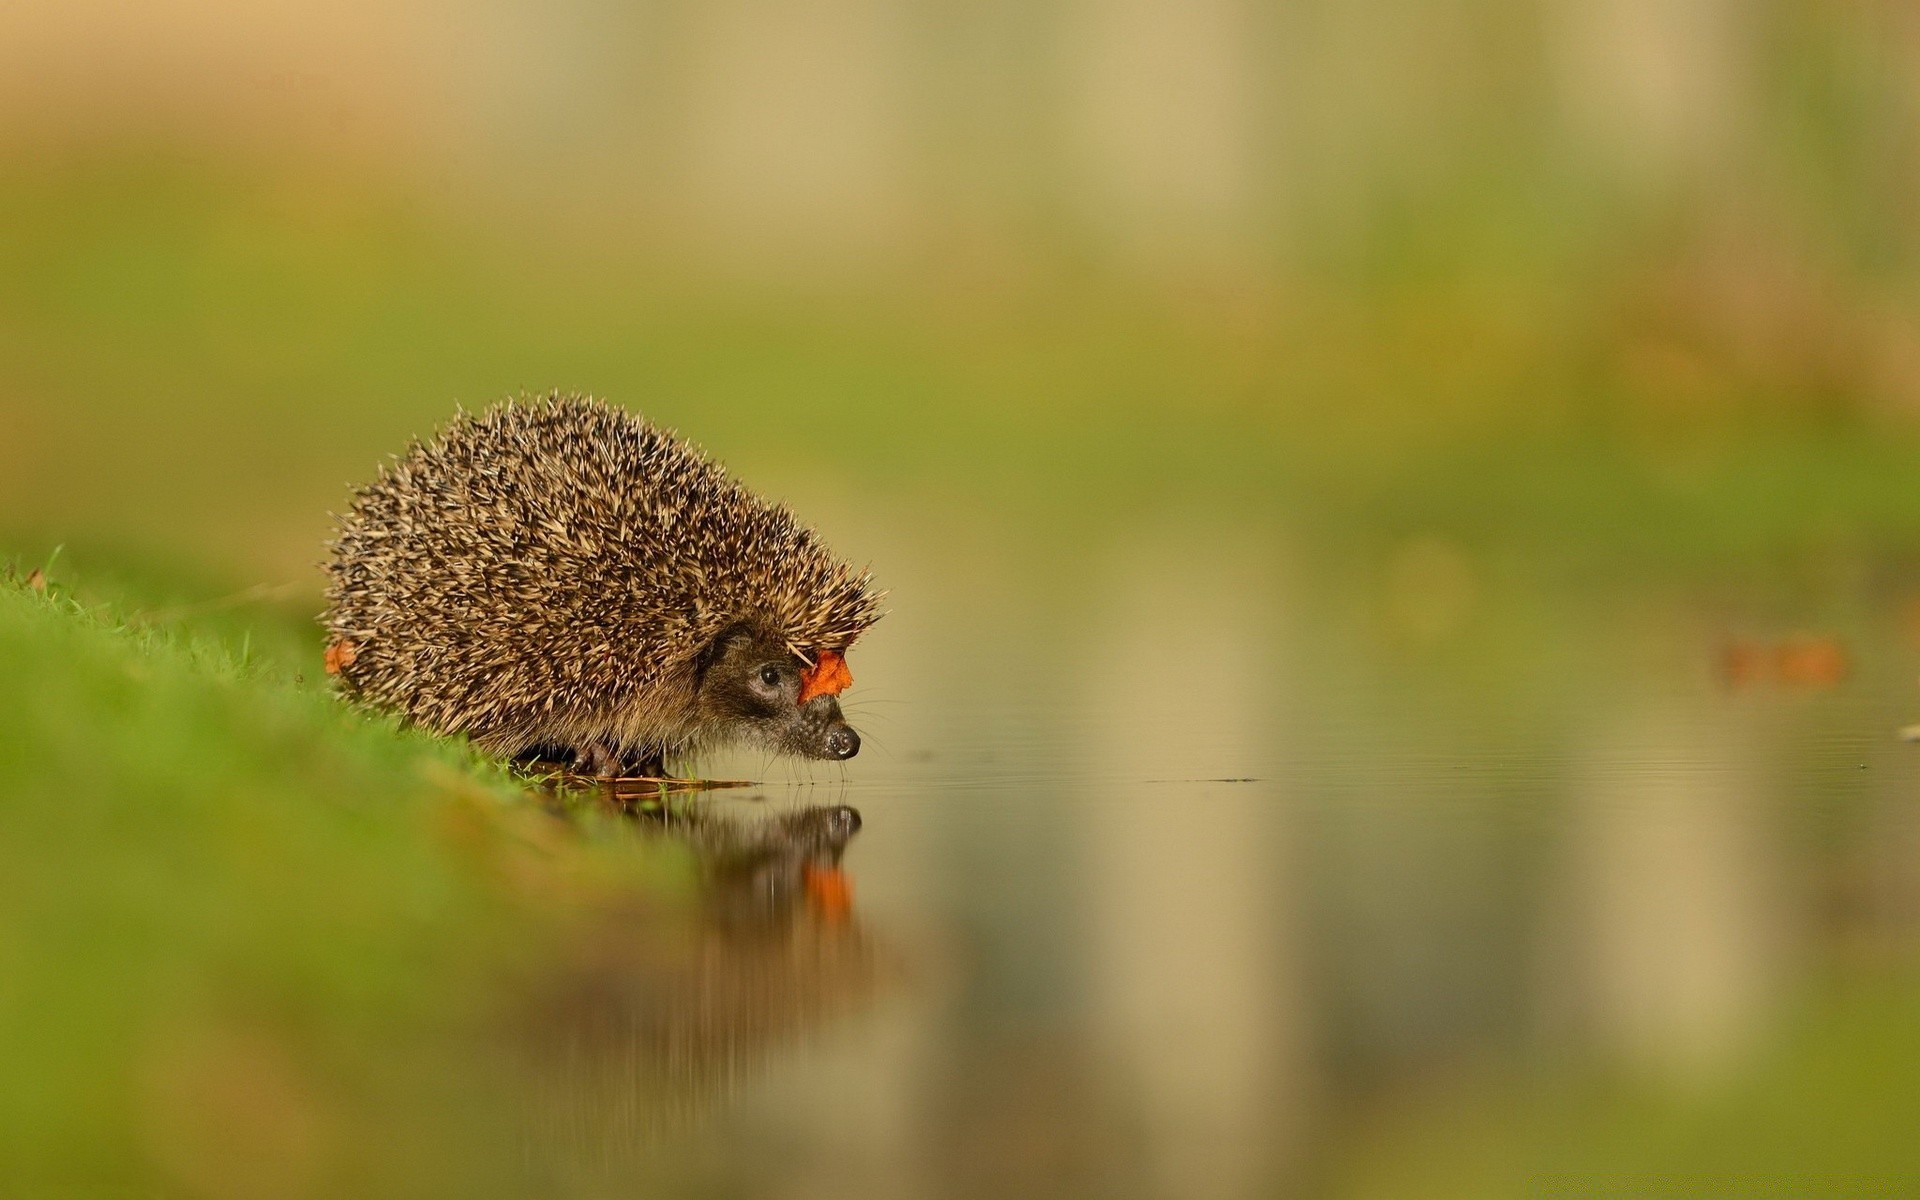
[518,803,886,1148]
[323,394,883,777]
[665,803,864,933]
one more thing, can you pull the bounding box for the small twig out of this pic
[600,775,755,789]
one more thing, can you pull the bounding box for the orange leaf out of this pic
[798,649,853,704]
[323,639,359,676]
[1776,636,1847,687]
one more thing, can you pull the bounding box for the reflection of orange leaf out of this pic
[323,639,359,676]
[803,864,853,922]
[798,650,853,704]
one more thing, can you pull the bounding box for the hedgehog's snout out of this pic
[800,694,861,760]
[823,721,860,761]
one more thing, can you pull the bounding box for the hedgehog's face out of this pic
[696,627,861,762]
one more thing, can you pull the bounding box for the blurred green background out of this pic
[7,0,1920,580]
[8,2,1920,1197]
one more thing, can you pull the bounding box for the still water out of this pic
[508,531,1920,1198]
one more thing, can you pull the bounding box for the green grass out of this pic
[0,554,687,1197]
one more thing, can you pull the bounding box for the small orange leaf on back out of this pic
[797,649,853,704]
[324,639,359,676]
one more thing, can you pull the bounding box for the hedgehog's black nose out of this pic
[824,724,860,760]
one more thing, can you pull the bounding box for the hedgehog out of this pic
[322,393,882,778]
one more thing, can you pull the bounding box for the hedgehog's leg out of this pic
[580,740,625,779]
[625,746,666,779]
[578,740,666,779]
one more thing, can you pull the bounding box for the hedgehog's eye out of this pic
[758,664,784,689]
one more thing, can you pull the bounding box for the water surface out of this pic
[520,531,1920,1197]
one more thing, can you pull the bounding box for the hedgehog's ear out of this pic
[692,621,755,688]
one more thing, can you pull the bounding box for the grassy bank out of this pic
[0,554,684,1197]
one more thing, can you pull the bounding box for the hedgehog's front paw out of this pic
[623,747,667,779]
[579,741,625,779]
